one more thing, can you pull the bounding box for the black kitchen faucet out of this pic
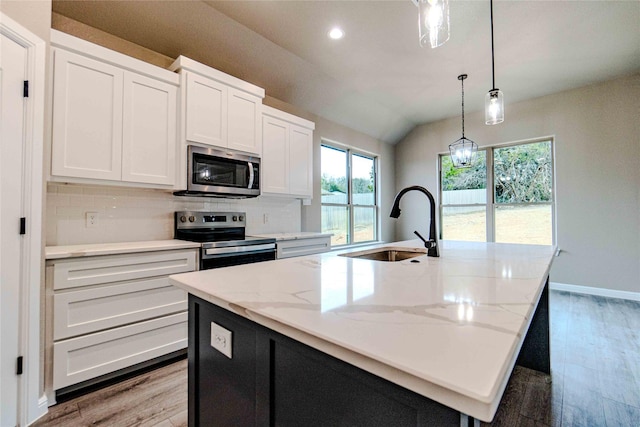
[390,185,440,257]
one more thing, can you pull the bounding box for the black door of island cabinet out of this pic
[188,295,461,426]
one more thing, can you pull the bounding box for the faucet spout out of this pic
[390,186,440,257]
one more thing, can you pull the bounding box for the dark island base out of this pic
[188,280,550,427]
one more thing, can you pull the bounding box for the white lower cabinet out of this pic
[52,277,187,340]
[276,236,331,259]
[47,249,197,391]
[53,312,188,390]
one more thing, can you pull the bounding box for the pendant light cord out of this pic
[461,76,465,138]
[490,0,496,90]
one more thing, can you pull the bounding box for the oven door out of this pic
[201,243,276,270]
[188,145,260,197]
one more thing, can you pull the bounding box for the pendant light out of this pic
[449,74,478,168]
[485,0,504,124]
[417,0,450,48]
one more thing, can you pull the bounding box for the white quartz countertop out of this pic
[251,232,332,241]
[169,239,555,421]
[46,239,201,259]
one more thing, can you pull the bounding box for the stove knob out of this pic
[232,215,238,221]
[179,215,187,223]
[239,215,244,221]
[188,216,196,223]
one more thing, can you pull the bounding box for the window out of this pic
[440,139,554,245]
[441,150,488,242]
[321,144,377,246]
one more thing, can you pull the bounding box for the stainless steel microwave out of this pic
[175,145,260,198]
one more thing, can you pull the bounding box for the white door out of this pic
[0,31,26,427]
[262,116,289,194]
[51,48,123,180]
[121,72,177,185]
[227,88,261,155]
[289,125,313,197]
[185,71,227,148]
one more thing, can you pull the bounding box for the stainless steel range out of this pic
[175,211,276,270]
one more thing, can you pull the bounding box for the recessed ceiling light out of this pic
[328,27,344,40]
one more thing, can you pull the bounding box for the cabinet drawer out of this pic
[276,237,331,259]
[53,312,187,390]
[52,249,197,290]
[53,277,187,340]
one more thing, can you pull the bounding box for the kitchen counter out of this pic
[45,239,201,259]
[250,231,332,241]
[169,239,555,424]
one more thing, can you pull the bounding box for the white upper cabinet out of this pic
[122,73,177,185]
[50,30,179,188]
[289,124,313,196]
[51,49,123,181]
[262,115,289,194]
[262,105,315,199]
[227,87,262,154]
[170,56,265,156]
[185,72,227,147]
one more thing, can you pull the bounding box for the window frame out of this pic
[321,142,379,247]
[439,137,556,245]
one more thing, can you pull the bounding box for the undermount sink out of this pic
[339,246,428,262]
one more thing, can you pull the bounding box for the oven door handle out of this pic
[203,243,276,258]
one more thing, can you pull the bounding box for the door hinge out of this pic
[20,217,26,235]
[23,80,29,97]
[17,356,23,375]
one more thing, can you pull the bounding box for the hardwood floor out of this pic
[486,291,640,427]
[33,291,640,427]
[32,360,187,427]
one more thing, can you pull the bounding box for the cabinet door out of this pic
[262,116,289,194]
[51,49,123,180]
[53,277,187,340]
[227,88,262,155]
[53,312,187,390]
[122,72,177,185]
[276,237,330,259]
[289,124,313,197]
[185,71,227,148]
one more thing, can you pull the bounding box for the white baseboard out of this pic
[26,395,49,426]
[550,282,640,302]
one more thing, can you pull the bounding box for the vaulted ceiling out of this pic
[52,1,640,144]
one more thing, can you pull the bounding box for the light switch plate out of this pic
[210,322,232,359]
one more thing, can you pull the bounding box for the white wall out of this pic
[395,74,640,294]
[0,1,51,43]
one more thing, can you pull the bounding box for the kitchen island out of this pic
[169,240,555,426]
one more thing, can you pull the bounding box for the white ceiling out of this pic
[52,0,640,144]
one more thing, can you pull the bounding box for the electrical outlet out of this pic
[263,213,269,224]
[210,322,232,359]
[85,212,99,228]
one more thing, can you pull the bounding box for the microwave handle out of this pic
[248,162,255,189]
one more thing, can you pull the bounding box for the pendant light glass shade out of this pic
[449,137,478,168]
[485,88,504,125]
[449,74,478,168]
[418,0,450,48]
[485,0,504,125]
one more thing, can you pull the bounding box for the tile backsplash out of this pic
[46,183,301,246]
